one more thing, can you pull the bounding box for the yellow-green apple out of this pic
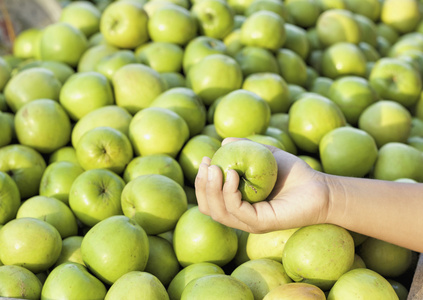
[307,49,323,74]
[0,265,42,299]
[240,11,286,51]
[381,0,420,34]
[350,254,366,270]
[4,67,61,113]
[328,76,378,126]
[232,229,249,267]
[269,113,290,134]
[87,32,106,47]
[149,0,189,8]
[223,28,243,57]
[0,57,10,92]
[77,44,118,73]
[15,99,72,154]
[201,124,223,141]
[60,1,101,38]
[129,107,189,157]
[316,9,361,47]
[232,259,292,299]
[81,215,149,285]
[54,236,85,267]
[143,0,174,16]
[263,282,326,300]
[41,263,106,300]
[181,274,253,299]
[319,127,378,177]
[214,89,271,138]
[19,61,75,85]
[358,100,412,148]
[327,268,398,299]
[298,155,323,171]
[307,27,323,52]
[0,171,20,225]
[369,57,422,108]
[321,42,367,79]
[276,48,308,87]
[76,126,133,174]
[161,72,186,89]
[308,76,333,98]
[0,144,46,199]
[359,42,381,62]
[0,93,7,111]
[112,63,167,114]
[305,67,319,90]
[186,54,243,106]
[284,23,310,60]
[0,218,62,273]
[147,4,197,46]
[265,127,297,155]
[121,174,187,234]
[245,0,288,19]
[94,50,137,81]
[168,262,225,300]
[234,46,280,77]
[282,224,355,290]
[0,112,12,147]
[105,271,168,300]
[16,195,78,239]
[288,93,346,153]
[48,146,79,165]
[12,28,42,59]
[39,23,88,67]
[373,142,423,182]
[388,279,409,300]
[150,87,207,137]
[182,36,227,74]
[409,117,423,138]
[377,23,399,45]
[144,236,180,286]
[246,134,285,150]
[227,0,255,14]
[354,14,378,47]
[173,206,238,267]
[100,1,149,49]
[285,0,321,28]
[210,139,277,203]
[68,168,125,227]
[344,0,381,21]
[136,42,184,73]
[178,135,221,185]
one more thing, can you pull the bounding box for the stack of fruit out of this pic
[0,0,422,299]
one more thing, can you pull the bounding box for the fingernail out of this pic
[208,166,214,181]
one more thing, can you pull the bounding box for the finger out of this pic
[205,165,225,219]
[195,157,211,215]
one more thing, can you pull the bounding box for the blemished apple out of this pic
[81,215,150,285]
[234,46,280,77]
[263,282,326,300]
[211,139,277,203]
[95,50,137,81]
[0,265,42,300]
[136,42,184,73]
[0,171,20,225]
[54,236,85,267]
[121,174,188,235]
[59,1,101,38]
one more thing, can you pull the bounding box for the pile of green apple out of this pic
[0,0,422,298]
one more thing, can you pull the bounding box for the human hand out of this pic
[195,138,331,233]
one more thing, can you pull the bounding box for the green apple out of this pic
[282,224,355,290]
[263,282,326,300]
[350,254,366,270]
[150,87,207,137]
[214,89,271,138]
[269,113,290,134]
[149,0,189,8]
[246,134,285,150]
[30,61,75,84]
[288,93,346,153]
[144,236,180,287]
[0,144,46,199]
[16,195,78,239]
[136,42,183,73]
[0,265,42,299]
[284,23,310,61]
[245,0,289,19]
[223,28,244,57]
[148,4,197,46]
[388,279,409,300]
[143,0,175,16]
[354,14,378,47]
[0,218,62,273]
[100,1,149,48]
[328,76,378,126]
[372,142,423,182]
[210,139,277,203]
[186,54,243,106]
[381,0,420,34]
[227,0,255,15]
[231,259,292,300]
[129,107,189,157]
[81,215,149,285]
[265,127,297,155]
[4,67,61,113]
[377,23,399,45]
[0,93,7,111]
[112,63,167,114]
[121,174,187,234]
[191,0,234,40]
[88,32,106,47]
[359,42,381,62]
[178,135,221,186]
[105,271,169,300]
[358,100,412,148]
[276,48,308,87]
[161,72,186,89]
[39,22,88,67]
[298,155,323,172]
[305,67,319,90]
[48,146,79,165]
[319,127,378,177]
[308,76,333,98]
[232,229,249,267]
[285,0,321,28]
[60,1,101,38]
[0,57,10,93]
[54,236,85,267]
[69,168,125,227]
[240,11,286,51]
[327,268,398,299]
[0,171,20,225]
[369,57,422,108]
[0,112,12,147]
[345,0,381,21]
[234,46,280,77]
[95,50,137,81]
[173,206,238,267]
[181,274,253,300]
[15,99,72,153]
[41,263,106,300]
[307,49,323,74]
[201,124,223,141]
[307,27,323,51]
[77,44,118,73]
[409,117,423,138]
[12,28,42,59]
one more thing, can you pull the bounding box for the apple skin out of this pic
[23,60,75,85]
[129,107,190,157]
[276,48,308,87]
[0,57,10,92]
[265,127,297,155]
[95,50,137,81]
[48,146,79,165]
[0,265,42,299]
[0,171,20,225]
[381,0,420,34]
[69,168,125,227]
[41,263,107,300]
[60,1,101,38]
[263,282,326,300]
[81,215,150,285]
[12,28,42,59]
[161,72,186,89]
[284,23,310,60]
[0,144,46,199]
[100,1,149,49]
[246,134,285,150]
[54,236,85,267]
[234,46,280,77]
[0,217,62,273]
[136,42,184,73]
[0,112,12,148]
[77,44,118,73]
[121,174,188,235]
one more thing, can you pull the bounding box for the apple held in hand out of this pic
[210,139,277,203]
